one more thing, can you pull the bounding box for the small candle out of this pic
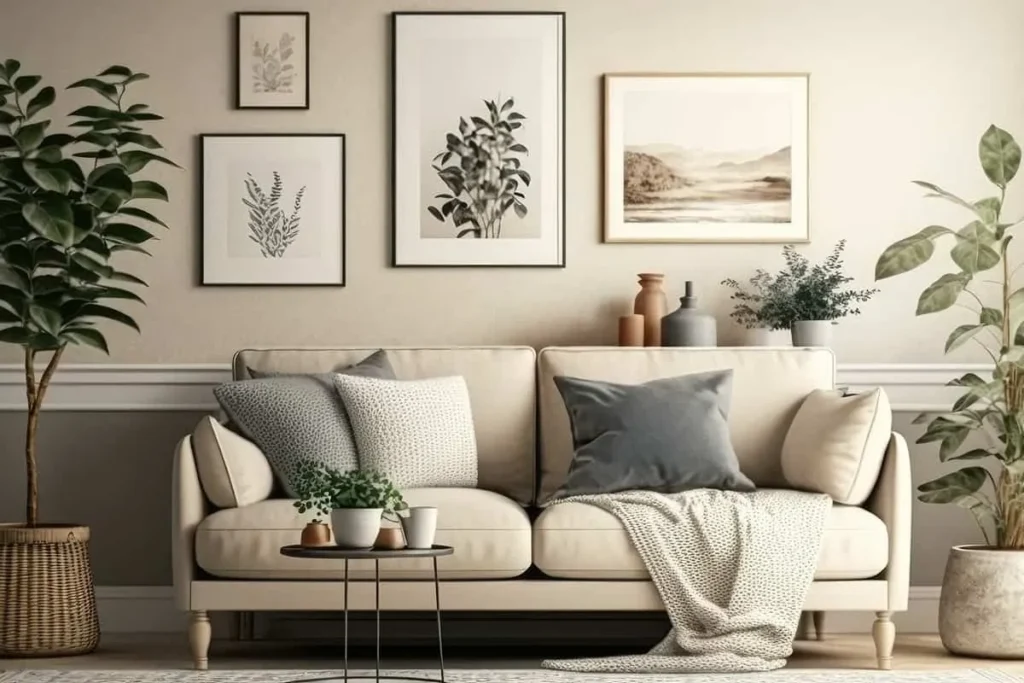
[618,314,645,347]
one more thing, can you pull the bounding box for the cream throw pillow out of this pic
[191,416,275,508]
[333,374,478,488]
[781,388,892,505]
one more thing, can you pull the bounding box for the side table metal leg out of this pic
[434,557,445,683]
[344,559,349,683]
[375,558,381,683]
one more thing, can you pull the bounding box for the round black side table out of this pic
[279,544,455,683]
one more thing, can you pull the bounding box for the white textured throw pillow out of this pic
[781,388,892,505]
[190,416,275,508]
[333,375,478,488]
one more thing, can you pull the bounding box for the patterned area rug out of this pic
[0,671,1023,683]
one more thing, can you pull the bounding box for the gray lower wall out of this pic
[0,411,980,587]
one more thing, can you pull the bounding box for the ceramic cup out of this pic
[400,506,438,549]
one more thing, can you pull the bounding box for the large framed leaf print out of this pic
[200,134,345,286]
[392,12,566,267]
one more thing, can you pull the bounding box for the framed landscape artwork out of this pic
[604,73,809,243]
[392,12,565,267]
[201,134,345,286]
[235,12,310,109]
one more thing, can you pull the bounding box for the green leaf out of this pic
[109,270,147,286]
[874,225,951,280]
[981,307,1003,326]
[951,221,1000,273]
[913,180,983,216]
[0,326,32,345]
[513,202,527,219]
[28,304,62,336]
[0,110,18,126]
[0,307,19,324]
[22,202,74,246]
[119,150,178,174]
[15,121,49,152]
[97,65,132,78]
[61,327,109,353]
[13,75,41,95]
[947,448,993,462]
[126,104,149,114]
[68,105,132,121]
[116,132,161,149]
[66,78,118,102]
[917,466,988,504]
[71,253,114,279]
[22,160,71,193]
[975,197,1002,226]
[78,303,139,332]
[979,124,1022,188]
[3,243,32,271]
[0,265,29,291]
[76,131,116,148]
[938,426,971,461]
[24,86,55,119]
[917,273,969,315]
[33,146,62,163]
[117,206,167,228]
[103,223,155,244]
[87,164,133,198]
[944,324,985,353]
[131,180,168,201]
[95,286,145,304]
[1,60,20,79]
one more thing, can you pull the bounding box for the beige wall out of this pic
[0,0,1022,364]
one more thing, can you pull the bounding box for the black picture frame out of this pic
[235,11,311,110]
[199,133,346,287]
[391,11,567,268]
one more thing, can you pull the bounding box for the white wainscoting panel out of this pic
[0,362,992,412]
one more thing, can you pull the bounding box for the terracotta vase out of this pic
[375,527,406,550]
[300,522,332,547]
[633,273,668,347]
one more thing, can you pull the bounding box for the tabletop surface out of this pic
[280,544,455,560]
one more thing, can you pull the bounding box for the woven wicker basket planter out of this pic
[0,524,100,657]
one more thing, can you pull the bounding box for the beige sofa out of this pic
[172,346,909,670]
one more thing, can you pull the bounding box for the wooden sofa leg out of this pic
[189,610,212,670]
[812,610,825,641]
[873,611,895,670]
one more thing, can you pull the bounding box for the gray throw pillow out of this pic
[214,350,395,496]
[551,369,755,500]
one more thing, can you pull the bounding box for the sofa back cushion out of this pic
[233,346,536,505]
[537,347,835,503]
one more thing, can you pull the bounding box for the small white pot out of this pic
[791,320,833,347]
[331,508,383,549]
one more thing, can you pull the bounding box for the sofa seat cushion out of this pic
[533,494,888,580]
[196,488,531,580]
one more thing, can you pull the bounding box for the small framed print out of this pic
[235,12,310,109]
[201,134,345,286]
[604,73,809,243]
[392,12,566,268]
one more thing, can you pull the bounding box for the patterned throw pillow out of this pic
[333,374,478,488]
[213,350,396,496]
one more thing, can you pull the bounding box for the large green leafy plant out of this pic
[876,125,1024,549]
[0,60,176,526]
[293,461,406,522]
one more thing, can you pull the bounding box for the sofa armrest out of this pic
[867,432,912,611]
[172,434,208,611]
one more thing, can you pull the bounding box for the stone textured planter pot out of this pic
[331,508,383,549]
[940,544,1024,658]
[791,320,833,347]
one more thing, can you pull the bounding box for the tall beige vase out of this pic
[633,273,668,347]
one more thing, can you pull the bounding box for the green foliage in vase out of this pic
[292,461,406,523]
[723,240,876,331]
[875,124,1024,549]
[243,171,304,258]
[428,97,530,239]
[0,60,178,526]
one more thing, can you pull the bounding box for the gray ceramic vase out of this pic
[661,281,717,347]
[790,320,833,347]
[939,545,1024,657]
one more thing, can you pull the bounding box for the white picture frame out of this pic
[392,12,565,268]
[235,12,310,110]
[201,134,345,286]
[604,73,809,244]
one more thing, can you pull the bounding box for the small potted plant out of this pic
[293,461,406,549]
[721,269,790,345]
[292,460,334,547]
[759,240,877,347]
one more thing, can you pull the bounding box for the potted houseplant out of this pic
[875,124,1024,657]
[293,461,406,549]
[759,241,877,347]
[0,60,175,657]
[721,269,790,345]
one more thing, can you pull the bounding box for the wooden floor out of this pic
[3,634,1024,672]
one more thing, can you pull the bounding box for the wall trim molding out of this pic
[95,585,942,634]
[0,362,991,412]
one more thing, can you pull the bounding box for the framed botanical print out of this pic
[604,73,809,243]
[392,12,566,267]
[235,12,310,109]
[200,134,345,286]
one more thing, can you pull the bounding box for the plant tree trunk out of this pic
[23,345,65,527]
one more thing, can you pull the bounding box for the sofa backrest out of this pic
[232,346,537,505]
[536,347,835,504]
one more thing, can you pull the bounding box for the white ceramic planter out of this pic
[791,320,833,347]
[330,508,383,549]
[939,545,1024,658]
[745,328,791,347]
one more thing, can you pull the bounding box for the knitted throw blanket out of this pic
[542,489,831,674]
